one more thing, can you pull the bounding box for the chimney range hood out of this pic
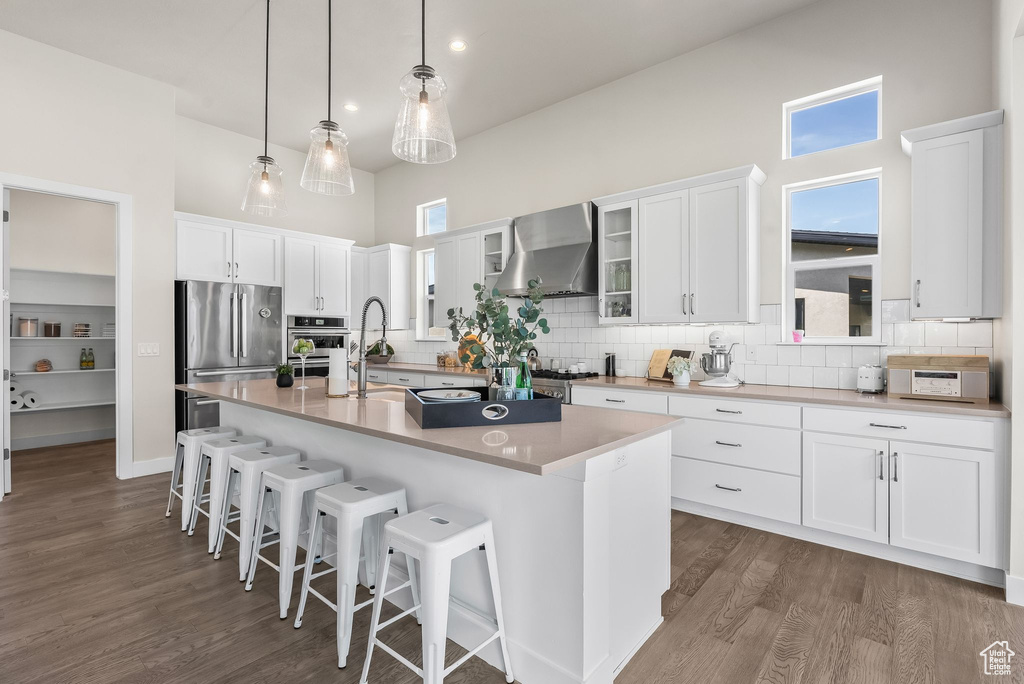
[494,202,597,298]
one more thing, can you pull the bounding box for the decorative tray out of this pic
[405,386,562,429]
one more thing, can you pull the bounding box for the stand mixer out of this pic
[699,331,741,388]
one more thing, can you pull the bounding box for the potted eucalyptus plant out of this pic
[448,278,550,397]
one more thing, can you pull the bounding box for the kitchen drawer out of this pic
[365,368,389,383]
[571,387,669,414]
[672,418,801,475]
[803,406,994,450]
[669,395,801,429]
[388,372,426,387]
[672,456,801,524]
[428,374,486,388]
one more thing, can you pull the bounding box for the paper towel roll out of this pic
[9,381,21,395]
[328,348,349,378]
[327,375,349,397]
[10,395,25,409]
[22,392,40,408]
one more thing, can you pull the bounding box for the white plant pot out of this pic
[672,371,691,387]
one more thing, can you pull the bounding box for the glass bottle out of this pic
[86,348,95,369]
[515,352,533,400]
[80,348,88,370]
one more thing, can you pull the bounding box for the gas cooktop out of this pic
[532,370,600,381]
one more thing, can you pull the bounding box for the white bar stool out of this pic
[187,435,267,549]
[166,426,237,530]
[293,477,421,669]
[360,504,514,684]
[212,445,302,580]
[245,460,347,619]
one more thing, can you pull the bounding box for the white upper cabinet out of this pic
[596,165,764,325]
[456,232,482,315]
[433,219,511,324]
[284,237,320,316]
[902,111,1003,319]
[350,248,367,324]
[176,220,234,283]
[318,242,350,317]
[351,243,411,330]
[232,228,283,287]
[638,192,687,323]
[433,237,458,324]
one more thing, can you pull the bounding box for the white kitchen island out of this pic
[176,378,680,684]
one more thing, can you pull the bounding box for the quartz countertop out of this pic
[573,375,1011,418]
[176,378,680,475]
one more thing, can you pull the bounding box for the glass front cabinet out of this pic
[597,199,639,324]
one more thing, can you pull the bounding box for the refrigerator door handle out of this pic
[230,292,238,358]
[240,291,248,358]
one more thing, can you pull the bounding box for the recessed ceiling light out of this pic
[448,39,467,52]
[343,103,359,112]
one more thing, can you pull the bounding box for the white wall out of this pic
[8,190,115,276]
[374,0,992,314]
[175,116,376,246]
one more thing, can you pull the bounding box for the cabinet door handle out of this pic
[715,440,742,448]
[235,262,239,278]
[605,398,626,403]
[892,452,899,482]
[715,408,742,414]
[915,279,921,308]
[690,292,695,316]
[715,484,742,492]
[878,450,885,481]
[869,422,907,430]
[682,293,688,313]
[227,261,232,277]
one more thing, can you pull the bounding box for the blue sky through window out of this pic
[426,203,447,234]
[790,90,878,157]
[791,178,878,235]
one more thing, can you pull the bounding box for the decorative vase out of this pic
[276,374,294,388]
[493,365,519,401]
[672,371,690,387]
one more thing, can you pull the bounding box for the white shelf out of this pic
[13,368,115,375]
[11,302,114,308]
[12,400,115,413]
[604,230,633,242]
[484,250,504,257]
[605,290,633,296]
[604,257,631,263]
[11,336,115,342]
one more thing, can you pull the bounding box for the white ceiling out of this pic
[0,0,819,171]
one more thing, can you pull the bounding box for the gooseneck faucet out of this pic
[357,296,388,399]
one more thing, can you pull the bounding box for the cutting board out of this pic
[647,349,693,382]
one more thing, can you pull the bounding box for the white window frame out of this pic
[783,76,882,159]
[416,198,447,237]
[783,168,883,345]
[415,248,445,341]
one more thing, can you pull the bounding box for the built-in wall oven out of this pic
[286,315,350,378]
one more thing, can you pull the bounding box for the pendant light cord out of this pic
[421,0,426,66]
[264,0,270,160]
[327,0,332,121]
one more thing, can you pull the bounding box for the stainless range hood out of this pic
[495,202,597,297]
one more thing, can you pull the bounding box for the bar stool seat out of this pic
[293,477,421,669]
[212,445,302,580]
[167,426,236,531]
[188,435,267,549]
[360,503,514,684]
[245,460,347,619]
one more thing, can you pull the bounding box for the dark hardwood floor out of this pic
[2,441,1023,683]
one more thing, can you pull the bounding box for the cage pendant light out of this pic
[301,0,354,195]
[242,0,287,216]
[392,0,456,164]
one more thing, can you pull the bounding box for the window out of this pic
[417,198,447,236]
[785,170,881,343]
[784,77,881,158]
[416,248,445,339]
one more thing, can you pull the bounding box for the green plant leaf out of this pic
[473,283,481,291]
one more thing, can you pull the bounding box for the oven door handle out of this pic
[288,329,350,336]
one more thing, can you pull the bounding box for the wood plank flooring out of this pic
[2,441,1024,683]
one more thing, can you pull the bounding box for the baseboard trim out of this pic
[1005,574,1024,606]
[12,428,115,451]
[132,456,174,478]
[673,497,1006,588]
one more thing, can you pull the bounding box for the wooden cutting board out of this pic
[647,349,693,382]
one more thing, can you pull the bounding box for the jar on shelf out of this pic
[18,317,38,337]
[43,321,61,338]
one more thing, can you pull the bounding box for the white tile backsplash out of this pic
[395,298,992,390]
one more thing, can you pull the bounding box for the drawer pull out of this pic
[441,382,455,386]
[715,440,742,448]
[715,408,742,415]
[714,484,742,492]
[869,422,907,430]
[605,398,626,403]
[398,377,411,382]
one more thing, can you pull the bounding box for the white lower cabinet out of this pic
[672,457,801,525]
[802,433,889,544]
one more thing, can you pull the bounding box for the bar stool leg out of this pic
[483,532,515,684]
[419,555,452,684]
[277,487,303,619]
[293,508,324,629]
[236,464,261,581]
[213,469,236,560]
[180,445,199,531]
[359,542,394,684]
[188,455,210,537]
[335,510,365,668]
[245,484,270,592]
[396,498,422,625]
[166,442,184,517]
[207,455,232,554]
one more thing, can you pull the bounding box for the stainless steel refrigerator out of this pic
[174,280,284,431]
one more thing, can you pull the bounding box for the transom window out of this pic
[784,77,882,158]
[784,170,881,343]
[417,198,447,236]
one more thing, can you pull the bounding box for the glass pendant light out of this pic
[242,0,287,216]
[301,0,354,195]
[392,0,456,164]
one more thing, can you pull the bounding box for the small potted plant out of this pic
[666,356,694,387]
[276,363,294,388]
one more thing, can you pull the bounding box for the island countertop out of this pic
[176,378,680,475]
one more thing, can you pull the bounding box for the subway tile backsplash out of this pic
[387,298,994,390]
